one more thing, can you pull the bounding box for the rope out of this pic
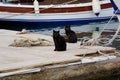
[81,48,107,59]
[96,9,120,46]
[90,9,119,46]
[99,9,119,37]
[105,23,120,45]
[97,50,108,56]
[39,0,78,11]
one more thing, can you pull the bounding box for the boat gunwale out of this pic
[0,0,110,8]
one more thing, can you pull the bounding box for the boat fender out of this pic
[34,0,40,14]
[92,0,101,16]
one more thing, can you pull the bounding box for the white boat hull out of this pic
[0,8,115,20]
[0,0,118,29]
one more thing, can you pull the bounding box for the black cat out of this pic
[53,30,66,51]
[65,25,77,43]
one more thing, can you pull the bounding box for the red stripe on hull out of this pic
[0,7,34,13]
[0,3,112,13]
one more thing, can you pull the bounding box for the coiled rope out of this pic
[91,9,119,46]
[99,9,119,37]
[100,9,120,46]
[105,23,120,45]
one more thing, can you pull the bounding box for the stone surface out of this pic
[0,29,116,76]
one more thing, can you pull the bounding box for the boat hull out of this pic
[110,0,120,22]
[0,1,118,30]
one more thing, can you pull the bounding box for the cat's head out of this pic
[53,30,60,37]
[65,25,71,31]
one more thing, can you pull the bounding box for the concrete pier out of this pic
[0,29,119,80]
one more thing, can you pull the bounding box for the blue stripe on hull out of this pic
[0,16,118,30]
[110,0,118,11]
[110,0,120,14]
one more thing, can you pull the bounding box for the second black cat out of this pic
[65,25,77,43]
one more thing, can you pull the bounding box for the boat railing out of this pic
[0,0,110,9]
[0,0,110,6]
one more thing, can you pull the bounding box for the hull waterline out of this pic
[0,16,117,30]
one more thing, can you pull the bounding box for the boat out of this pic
[110,0,120,22]
[0,0,117,30]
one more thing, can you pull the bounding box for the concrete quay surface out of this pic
[0,29,119,80]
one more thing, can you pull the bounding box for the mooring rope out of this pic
[98,9,120,46]
[105,23,120,45]
[99,9,119,36]
[90,9,119,46]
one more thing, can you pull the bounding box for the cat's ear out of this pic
[65,25,70,29]
[68,25,70,28]
[58,30,60,33]
[53,30,55,32]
